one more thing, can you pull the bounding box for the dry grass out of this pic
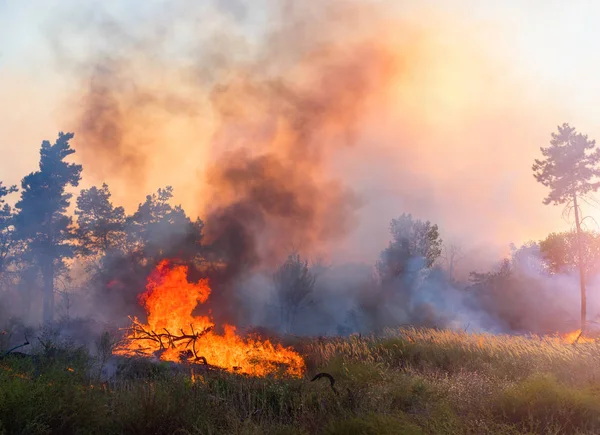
[3,327,600,434]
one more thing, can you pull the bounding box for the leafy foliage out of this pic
[377,214,442,283]
[127,186,204,262]
[75,183,126,257]
[539,230,600,274]
[0,182,18,277]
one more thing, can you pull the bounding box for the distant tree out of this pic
[273,252,316,334]
[532,123,600,332]
[510,241,545,273]
[377,213,442,283]
[13,132,82,323]
[468,245,574,334]
[127,186,203,263]
[75,183,126,257]
[440,242,465,280]
[539,230,600,275]
[0,182,18,278]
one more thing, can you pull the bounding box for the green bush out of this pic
[495,374,600,433]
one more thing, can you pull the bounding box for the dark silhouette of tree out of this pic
[376,213,442,283]
[127,186,203,263]
[273,252,316,334]
[539,230,600,275]
[440,241,465,281]
[0,182,18,279]
[75,183,126,257]
[13,132,82,324]
[533,123,600,332]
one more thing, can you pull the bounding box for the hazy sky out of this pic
[1,1,600,267]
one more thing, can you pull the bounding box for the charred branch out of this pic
[1,334,30,359]
[311,372,337,394]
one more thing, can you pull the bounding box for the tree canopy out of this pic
[532,123,600,206]
[376,213,442,283]
[13,132,82,323]
[75,183,126,257]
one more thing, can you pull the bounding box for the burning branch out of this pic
[114,261,306,377]
[118,316,214,363]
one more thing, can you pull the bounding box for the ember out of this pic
[114,260,305,377]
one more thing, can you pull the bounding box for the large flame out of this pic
[114,260,305,377]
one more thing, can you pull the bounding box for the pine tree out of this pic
[127,186,203,262]
[14,132,82,323]
[75,183,126,257]
[533,123,600,332]
[0,182,18,279]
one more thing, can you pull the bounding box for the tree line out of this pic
[0,132,205,324]
[1,124,599,335]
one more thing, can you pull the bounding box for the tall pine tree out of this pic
[14,132,82,323]
[533,123,600,332]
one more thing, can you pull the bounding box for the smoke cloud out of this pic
[2,0,585,261]
[3,1,600,337]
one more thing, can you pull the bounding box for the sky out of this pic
[1,0,600,269]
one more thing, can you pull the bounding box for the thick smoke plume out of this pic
[63,2,399,277]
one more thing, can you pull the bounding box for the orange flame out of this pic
[114,260,305,377]
[559,329,595,344]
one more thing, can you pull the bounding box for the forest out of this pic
[1,125,600,339]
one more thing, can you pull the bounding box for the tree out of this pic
[273,252,316,334]
[0,182,18,279]
[539,230,600,275]
[376,213,442,283]
[127,186,203,263]
[13,132,82,323]
[532,123,600,332]
[440,241,465,280]
[75,183,126,257]
[468,244,573,334]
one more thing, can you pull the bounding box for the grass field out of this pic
[2,327,600,434]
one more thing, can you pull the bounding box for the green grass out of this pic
[2,327,600,434]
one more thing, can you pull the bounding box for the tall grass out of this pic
[3,327,600,434]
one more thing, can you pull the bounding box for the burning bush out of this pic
[114,260,305,377]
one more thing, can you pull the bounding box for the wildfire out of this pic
[114,260,305,377]
[559,329,596,344]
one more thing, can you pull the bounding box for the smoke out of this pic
[1,0,583,258]
[201,41,392,293]
[3,0,600,337]
[47,1,400,325]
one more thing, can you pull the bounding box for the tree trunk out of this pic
[42,259,55,324]
[573,194,587,333]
